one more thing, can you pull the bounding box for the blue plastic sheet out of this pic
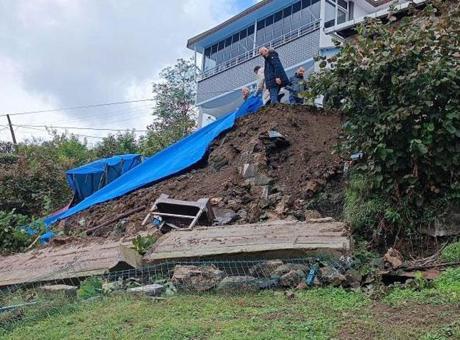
[66,154,143,202]
[44,95,263,226]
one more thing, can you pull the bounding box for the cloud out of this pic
[0,0,255,142]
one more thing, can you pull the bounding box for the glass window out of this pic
[293,1,301,13]
[274,10,282,22]
[302,0,310,9]
[225,37,232,47]
[283,6,292,18]
[348,1,354,20]
[218,41,225,50]
[232,33,239,43]
[257,19,265,30]
[248,25,255,35]
[211,44,217,54]
[337,7,347,25]
[265,15,274,26]
[338,0,348,9]
[204,47,211,57]
[325,0,335,27]
[311,0,320,18]
[311,0,319,5]
[240,28,247,39]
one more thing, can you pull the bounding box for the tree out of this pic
[144,58,198,155]
[308,1,460,244]
[93,131,141,158]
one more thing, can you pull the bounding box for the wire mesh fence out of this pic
[0,255,351,333]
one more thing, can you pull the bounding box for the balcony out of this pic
[199,19,321,81]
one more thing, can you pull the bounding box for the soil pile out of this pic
[60,105,344,238]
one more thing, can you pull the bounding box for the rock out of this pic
[172,265,226,292]
[257,278,280,289]
[237,209,248,220]
[344,269,362,289]
[272,263,308,278]
[279,270,306,288]
[285,291,295,299]
[383,248,403,269]
[296,281,308,290]
[241,163,257,179]
[319,266,346,287]
[210,197,223,206]
[216,276,259,293]
[304,209,322,220]
[304,180,322,198]
[249,260,284,278]
[102,280,124,294]
[210,155,228,171]
[213,208,238,225]
[39,284,77,297]
[254,174,274,186]
[127,284,165,297]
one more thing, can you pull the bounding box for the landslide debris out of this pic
[60,104,344,238]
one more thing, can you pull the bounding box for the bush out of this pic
[78,277,103,299]
[309,1,460,242]
[0,210,32,254]
[441,242,460,262]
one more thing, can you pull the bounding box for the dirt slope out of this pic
[60,104,344,238]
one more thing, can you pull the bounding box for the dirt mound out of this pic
[60,105,344,238]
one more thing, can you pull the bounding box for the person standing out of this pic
[259,47,289,104]
[253,65,270,105]
[287,67,306,104]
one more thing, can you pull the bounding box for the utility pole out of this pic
[6,114,17,147]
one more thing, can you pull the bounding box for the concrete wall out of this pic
[196,29,320,104]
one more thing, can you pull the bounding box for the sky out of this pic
[0,0,257,143]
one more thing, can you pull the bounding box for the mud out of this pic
[60,105,344,239]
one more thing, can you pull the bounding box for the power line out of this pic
[14,126,109,140]
[0,98,153,117]
[13,124,148,133]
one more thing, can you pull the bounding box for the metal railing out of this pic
[199,19,321,81]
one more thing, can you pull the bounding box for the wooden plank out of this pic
[0,241,143,287]
[144,220,350,262]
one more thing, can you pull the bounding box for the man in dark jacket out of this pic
[287,67,306,104]
[259,47,289,104]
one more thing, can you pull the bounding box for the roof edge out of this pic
[187,0,273,50]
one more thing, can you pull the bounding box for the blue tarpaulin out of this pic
[66,154,143,202]
[43,95,263,227]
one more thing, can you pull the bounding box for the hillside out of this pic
[57,105,344,240]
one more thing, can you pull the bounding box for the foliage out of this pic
[0,210,32,254]
[384,267,460,306]
[78,277,103,300]
[441,241,460,262]
[308,1,460,241]
[131,234,157,255]
[144,58,198,155]
[93,131,142,158]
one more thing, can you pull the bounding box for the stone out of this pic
[127,284,165,297]
[304,209,322,220]
[39,284,77,297]
[102,280,124,294]
[241,163,257,179]
[216,276,259,293]
[213,208,238,225]
[279,270,306,288]
[237,209,248,220]
[319,266,346,287]
[210,197,223,206]
[272,263,308,278]
[249,260,284,278]
[304,180,322,198]
[344,269,363,289]
[383,248,403,269]
[172,265,226,292]
[257,278,280,289]
[296,281,308,290]
[254,174,274,186]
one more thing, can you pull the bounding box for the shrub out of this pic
[78,277,103,299]
[309,1,460,242]
[441,242,460,262]
[0,210,32,254]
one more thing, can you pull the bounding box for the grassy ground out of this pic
[2,269,460,340]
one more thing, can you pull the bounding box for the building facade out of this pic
[187,0,408,127]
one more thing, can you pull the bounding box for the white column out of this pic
[252,19,258,56]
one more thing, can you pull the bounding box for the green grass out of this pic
[1,270,459,339]
[441,241,460,262]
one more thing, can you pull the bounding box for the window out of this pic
[338,0,348,9]
[225,37,232,47]
[283,6,292,18]
[302,0,310,9]
[293,1,301,13]
[348,1,354,20]
[240,28,247,39]
[257,19,265,30]
[325,0,336,28]
[274,10,282,22]
[265,15,274,26]
[248,25,255,35]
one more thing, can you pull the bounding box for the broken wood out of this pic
[86,205,146,235]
